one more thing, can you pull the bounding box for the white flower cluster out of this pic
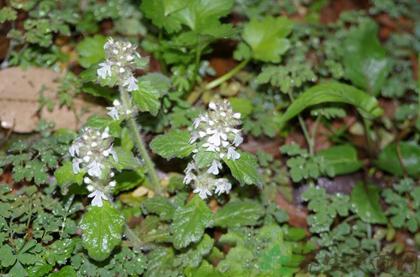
[106,99,133,120]
[190,100,243,161]
[69,127,118,207]
[184,162,232,199]
[97,37,142,92]
[184,100,243,199]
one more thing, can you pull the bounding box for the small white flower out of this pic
[227,147,240,160]
[72,159,81,173]
[233,134,243,147]
[193,187,212,199]
[101,127,110,139]
[207,160,222,175]
[87,160,104,178]
[214,179,232,195]
[109,180,116,187]
[123,75,138,91]
[107,106,119,120]
[97,62,112,79]
[88,190,108,207]
[69,144,80,157]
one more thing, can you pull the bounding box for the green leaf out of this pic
[79,202,125,261]
[112,146,141,171]
[184,261,222,277]
[0,7,17,23]
[49,266,77,277]
[76,35,107,68]
[224,152,262,186]
[54,161,84,186]
[316,145,362,176]
[143,196,176,221]
[214,199,264,227]
[277,82,383,128]
[150,130,195,160]
[45,239,76,265]
[351,182,387,224]
[171,195,213,249]
[229,98,253,117]
[132,73,169,116]
[114,170,144,193]
[239,16,293,63]
[0,244,16,267]
[376,142,420,178]
[341,20,391,95]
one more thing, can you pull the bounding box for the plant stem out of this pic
[205,59,250,90]
[120,88,163,195]
[287,91,314,155]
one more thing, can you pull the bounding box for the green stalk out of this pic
[287,91,314,155]
[205,59,250,90]
[120,88,163,195]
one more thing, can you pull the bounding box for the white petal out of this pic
[97,62,112,79]
[193,187,212,199]
[87,160,103,178]
[123,76,138,91]
[107,107,119,120]
[233,134,243,147]
[209,102,217,110]
[227,147,240,160]
[88,190,108,207]
[208,133,221,146]
[72,159,81,173]
[214,179,232,195]
[207,160,222,175]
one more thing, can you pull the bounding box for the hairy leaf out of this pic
[80,202,125,261]
[214,200,265,227]
[150,130,195,159]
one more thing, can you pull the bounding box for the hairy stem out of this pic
[205,59,250,90]
[120,88,162,195]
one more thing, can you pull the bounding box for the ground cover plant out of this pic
[0,0,419,276]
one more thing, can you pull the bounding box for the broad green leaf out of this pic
[240,16,293,63]
[150,130,195,159]
[341,20,391,95]
[76,35,106,68]
[54,161,84,186]
[0,7,17,23]
[141,0,184,33]
[112,146,141,171]
[132,74,169,116]
[277,82,383,128]
[114,170,144,193]
[194,151,218,169]
[85,115,121,137]
[224,152,262,186]
[317,145,362,176]
[79,202,125,261]
[171,195,213,249]
[143,196,176,221]
[45,239,76,265]
[351,182,386,224]
[214,199,264,227]
[376,142,420,178]
[229,97,253,117]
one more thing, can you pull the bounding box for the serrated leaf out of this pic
[214,199,264,227]
[49,265,77,277]
[76,35,106,68]
[171,195,213,249]
[150,130,194,159]
[143,196,176,221]
[351,182,386,224]
[277,82,383,128]
[224,152,262,186]
[80,202,125,261]
[316,145,362,176]
[240,16,293,63]
[54,161,84,186]
[341,20,391,95]
[376,142,420,178]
